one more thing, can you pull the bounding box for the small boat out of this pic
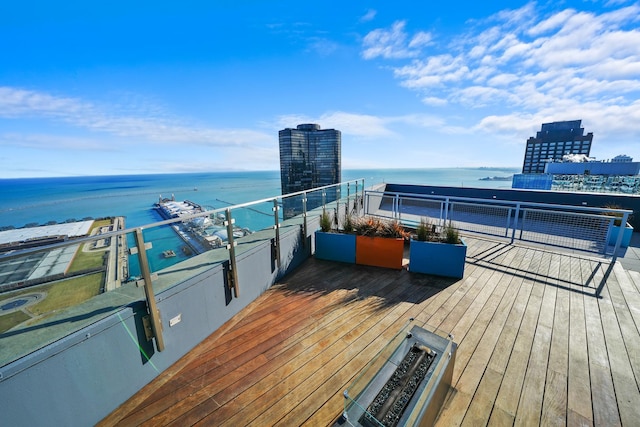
[163,250,176,258]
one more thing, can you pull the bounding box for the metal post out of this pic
[612,211,630,262]
[511,205,520,244]
[225,209,239,298]
[133,228,165,352]
[443,198,450,227]
[273,199,281,268]
[302,192,308,248]
[364,191,369,216]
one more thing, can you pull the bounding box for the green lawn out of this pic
[67,219,112,273]
[0,310,31,334]
[29,273,103,316]
[0,272,104,331]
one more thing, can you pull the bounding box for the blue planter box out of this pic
[409,239,467,279]
[314,231,356,264]
[608,223,634,248]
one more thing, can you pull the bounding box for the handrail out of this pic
[0,179,364,358]
[0,179,365,263]
[365,189,634,215]
[365,189,632,259]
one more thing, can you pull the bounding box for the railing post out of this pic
[505,208,512,238]
[302,192,308,248]
[611,211,630,262]
[360,180,365,215]
[443,198,450,227]
[394,193,399,220]
[225,209,239,298]
[511,204,520,244]
[364,190,369,215]
[273,199,281,268]
[133,228,165,352]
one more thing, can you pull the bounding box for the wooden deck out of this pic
[100,236,640,426]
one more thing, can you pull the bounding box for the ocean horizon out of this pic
[0,167,518,230]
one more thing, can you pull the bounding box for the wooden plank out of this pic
[606,264,640,391]
[566,255,593,426]
[613,265,640,322]
[514,250,555,425]
[492,249,546,420]
[220,302,418,426]
[451,246,534,427]
[582,259,620,427]
[272,303,431,426]
[596,262,640,427]
[206,269,437,426]
[172,269,421,426]
[541,253,569,426]
[628,270,640,294]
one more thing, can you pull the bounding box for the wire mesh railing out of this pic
[364,190,632,259]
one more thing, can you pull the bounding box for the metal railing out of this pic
[0,179,364,367]
[364,190,632,258]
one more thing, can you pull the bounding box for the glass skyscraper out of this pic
[522,120,593,173]
[279,124,341,219]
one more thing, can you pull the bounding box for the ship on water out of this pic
[154,195,252,254]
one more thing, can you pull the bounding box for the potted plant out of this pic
[314,210,357,263]
[354,216,409,270]
[409,218,467,278]
[603,205,634,248]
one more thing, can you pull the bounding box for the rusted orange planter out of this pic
[356,235,405,270]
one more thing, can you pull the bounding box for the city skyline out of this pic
[1,1,639,178]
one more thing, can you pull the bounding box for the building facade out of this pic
[279,124,341,218]
[522,120,593,173]
[513,155,640,194]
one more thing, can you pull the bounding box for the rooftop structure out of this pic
[2,181,640,426]
[513,154,640,194]
[101,236,640,426]
[522,120,593,174]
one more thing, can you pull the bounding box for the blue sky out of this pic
[1,1,639,178]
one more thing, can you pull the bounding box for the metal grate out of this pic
[519,209,611,253]
[449,202,512,239]
[363,189,631,259]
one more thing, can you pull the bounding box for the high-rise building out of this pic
[522,120,593,173]
[279,124,341,219]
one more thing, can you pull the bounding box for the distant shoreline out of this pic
[478,175,513,181]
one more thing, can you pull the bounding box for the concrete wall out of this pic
[0,222,315,426]
[383,184,640,230]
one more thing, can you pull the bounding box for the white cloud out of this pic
[408,31,433,49]
[361,3,640,142]
[362,21,430,60]
[278,112,395,137]
[0,133,115,151]
[360,9,377,23]
[422,96,448,106]
[0,86,273,148]
[528,9,576,36]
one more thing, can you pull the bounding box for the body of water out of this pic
[0,168,517,274]
[0,168,517,229]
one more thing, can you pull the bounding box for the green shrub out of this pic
[320,210,332,232]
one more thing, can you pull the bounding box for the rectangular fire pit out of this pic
[342,323,456,427]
